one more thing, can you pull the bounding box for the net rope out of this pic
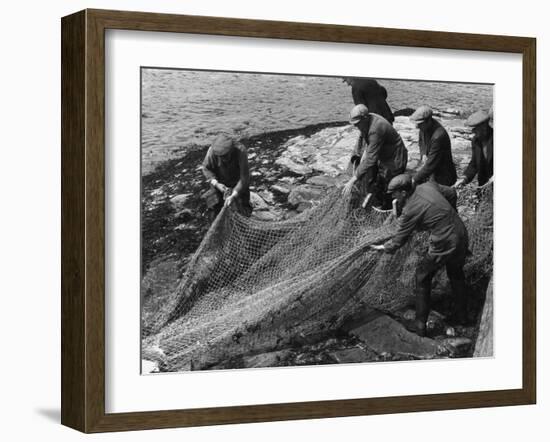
[142,182,493,371]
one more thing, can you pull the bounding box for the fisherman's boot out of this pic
[413,288,430,337]
[413,257,436,337]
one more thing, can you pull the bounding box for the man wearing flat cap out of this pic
[370,174,469,336]
[342,104,408,208]
[454,109,494,187]
[202,133,252,218]
[409,105,458,187]
[342,77,395,123]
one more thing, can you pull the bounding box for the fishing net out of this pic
[142,182,493,371]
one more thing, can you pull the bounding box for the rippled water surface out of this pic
[142,69,492,174]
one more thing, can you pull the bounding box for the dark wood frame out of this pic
[61,8,536,433]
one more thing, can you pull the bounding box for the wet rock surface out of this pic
[350,315,443,360]
[142,112,486,371]
[170,193,193,210]
[287,184,326,208]
[242,350,293,368]
[329,347,374,364]
[442,337,473,357]
[141,121,349,274]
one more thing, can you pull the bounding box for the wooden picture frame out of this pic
[61,9,536,433]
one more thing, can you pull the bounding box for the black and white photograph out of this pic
[2,0,547,437]
[140,69,494,373]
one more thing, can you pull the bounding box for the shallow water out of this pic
[141,69,492,174]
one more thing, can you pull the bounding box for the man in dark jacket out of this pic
[202,133,252,218]
[343,77,395,123]
[370,174,469,336]
[455,110,494,187]
[409,105,457,186]
[342,104,408,208]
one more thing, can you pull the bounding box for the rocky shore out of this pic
[142,111,490,373]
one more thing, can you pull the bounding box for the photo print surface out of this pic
[140,68,494,374]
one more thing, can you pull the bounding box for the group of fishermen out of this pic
[200,77,494,337]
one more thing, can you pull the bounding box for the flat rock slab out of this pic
[271,184,291,194]
[242,350,291,368]
[276,116,472,191]
[259,190,275,203]
[306,175,338,187]
[329,347,372,364]
[296,201,314,212]
[442,337,473,357]
[287,184,325,208]
[339,306,383,333]
[275,157,313,175]
[351,315,440,359]
[249,191,269,210]
[170,193,193,210]
[452,138,472,151]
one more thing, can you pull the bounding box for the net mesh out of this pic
[142,182,493,371]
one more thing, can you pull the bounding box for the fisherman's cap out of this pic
[409,105,433,124]
[211,134,234,156]
[387,174,413,193]
[349,104,369,124]
[465,110,490,127]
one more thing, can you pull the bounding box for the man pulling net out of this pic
[370,174,469,337]
[201,133,252,220]
[342,104,408,209]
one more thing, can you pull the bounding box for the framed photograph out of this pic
[61,9,536,433]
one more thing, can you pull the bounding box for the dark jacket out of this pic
[351,78,395,123]
[352,114,408,186]
[384,182,468,258]
[463,130,493,186]
[414,119,457,186]
[202,142,250,197]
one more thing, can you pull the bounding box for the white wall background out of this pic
[0,0,546,440]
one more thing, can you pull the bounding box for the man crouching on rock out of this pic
[202,133,252,220]
[342,104,408,209]
[370,174,469,337]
